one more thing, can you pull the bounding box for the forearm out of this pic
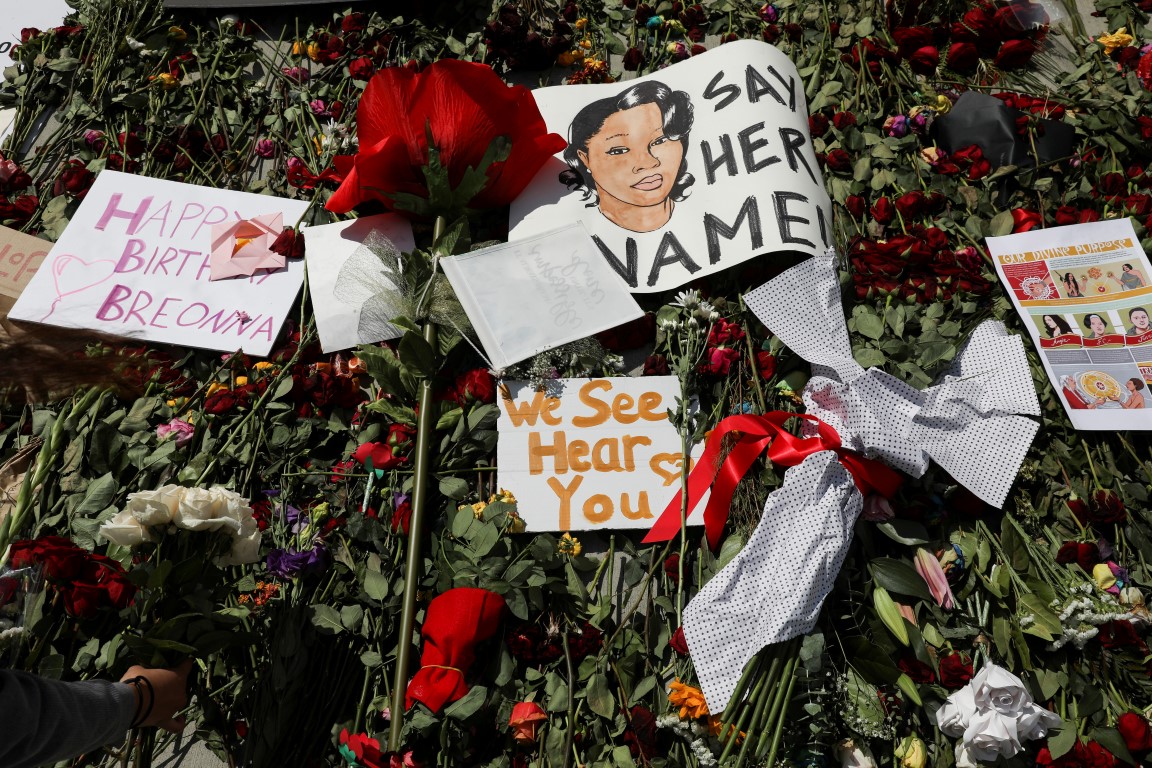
[1,669,135,768]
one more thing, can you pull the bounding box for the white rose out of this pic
[173,487,245,535]
[971,663,1032,716]
[1017,703,1061,741]
[935,686,976,737]
[217,517,262,566]
[953,743,978,768]
[962,709,1022,761]
[124,485,182,526]
[100,509,152,547]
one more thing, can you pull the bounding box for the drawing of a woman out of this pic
[559,81,695,234]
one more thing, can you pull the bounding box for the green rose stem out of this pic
[0,387,102,566]
[389,215,447,751]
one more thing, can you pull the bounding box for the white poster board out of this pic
[441,223,643,369]
[510,39,831,293]
[0,1,71,70]
[497,377,705,531]
[9,171,310,356]
[304,213,416,352]
[987,218,1152,430]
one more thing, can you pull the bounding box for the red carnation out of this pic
[326,59,566,215]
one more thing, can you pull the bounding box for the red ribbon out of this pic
[642,413,903,551]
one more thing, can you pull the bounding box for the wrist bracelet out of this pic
[124,676,155,728]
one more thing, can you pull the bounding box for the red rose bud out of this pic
[892,25,933,57]
[669,626,690,656]
[269,227,305,259]
[755,350,777,380]
[832,111,857,130]
[808,113,829,137]
[823,149,852,173]
[453,368,496,405]
[995,39,1036,69]
[1011,209,1042,233]
[945,41,979,72]
[622,46,643,71]
[871,196,895,224]
[844,195,867,218]
[937,653,973,688]
[907,45,939,75]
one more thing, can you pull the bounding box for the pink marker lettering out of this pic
[115,239,148,273]
[95,194,154,235]
[96,284,133,321]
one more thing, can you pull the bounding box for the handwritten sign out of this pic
[497,377,705,532]
[304,213,416,353]
[0,225,48,300]
[8,171,310,356]
[441,223,643,369]
[510,40,831,293]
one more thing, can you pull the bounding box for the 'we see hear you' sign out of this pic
[497,377,705,531]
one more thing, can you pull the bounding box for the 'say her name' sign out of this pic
[510,40,831,293]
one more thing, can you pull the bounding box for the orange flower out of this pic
[509,701,547,743]
[668,680,709,720]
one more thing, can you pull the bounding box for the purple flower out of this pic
[309,99,329,117]
[266,544,328,578]
[883,114,909,138]
[254,139,277,159]
[759,3,778,22]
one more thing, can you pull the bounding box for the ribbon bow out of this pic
[678,250,1040,712]
[643,412,902,550]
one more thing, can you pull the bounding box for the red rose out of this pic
[1068,490,1127,525]
[1098,172,1127,199]
[897,656,935,684]
[623,705,659,760]
[453,368,496,405]
[1118,712,1152,755]
[892,26,933,57]
[391,495,412,535]
[1011,209,1042,232]
[669,626,690,656]
[823,149,852,173]
[995,39,1036,69]
[663,554,680,585]
[946,42,980,72]
[844,195,867,218]
[204,389,247,415]
[349,56,375,81]
[352,440,406,470]
[622,46,643,71]
[269,227,305,259]
[1056,541,1100,573]
[708,318,745,347]
[755,351,776,380]
[832,111,857,130]
[1125,194,1152,216]
[703,346,740,376]
[871,196,895,224]
[895,191,928,219]
[908,45,939,75]
[808,113,829,137]
[643,354,669,376]
[327,59,566,214]
[1138,116,1152,141]
[1036,741,1117,768]
[937,653,973,688]
[341,12,367,34]
[1098,620,1147,652]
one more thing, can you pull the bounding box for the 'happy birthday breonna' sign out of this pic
[497,377,705,531]
[510,40,831,293]
[9,171,310,356]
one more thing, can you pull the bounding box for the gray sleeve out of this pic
[1,669,136,768]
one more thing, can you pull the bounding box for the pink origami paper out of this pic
[209,213,286,281]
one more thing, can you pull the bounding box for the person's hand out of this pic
[120,659,193,733]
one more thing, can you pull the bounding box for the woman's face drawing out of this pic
[1133,309,1150,331]
[1089,315,1108,336]
[577,103,683,211]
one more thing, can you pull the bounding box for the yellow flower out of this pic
[896,735,926,768]
[579,38,592,50]
[235,376,249,386]
[307,41,322,62]
[152,73,179,90]
[253,361,275,371]
[1098,27,1134,55]
[934,94,952,115]
[506,513,526,534]
[558,532,582,557]
[291,40,305,56]
[472,501,488,519]
[167,26,187,42]
[1093,563,1117,591]
[206,381,226,396]
[557,51,576,66]
[667,680,709,720]
[575,18,588,30]
[492,488,517,504]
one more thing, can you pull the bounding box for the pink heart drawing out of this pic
[51,254,117,299]
[40,254,118,321]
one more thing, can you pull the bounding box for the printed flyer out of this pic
[987,218,1152,430]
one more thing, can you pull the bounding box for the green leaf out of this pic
[74,473,117,517]
[399,330,437,379]
[438,476,470,500]
[870,558,932,602]
[876,520,930,545]
[894,672,922,706]
[444,684,486,720]
[341,604,364,631]
[1047,725,1077,761]
[1092,727,1137,765]
[310,604,344,635]
[364,569,388,601]
[853,306,885,340]
[989,210,1015,237]
[585,672,615,719]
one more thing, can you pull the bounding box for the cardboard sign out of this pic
[510,39,831,293]
[497,377,705,531]
[304,213,416,353]
[0,225,48,301]
[441,223,643,369]
[8,171,310,356]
